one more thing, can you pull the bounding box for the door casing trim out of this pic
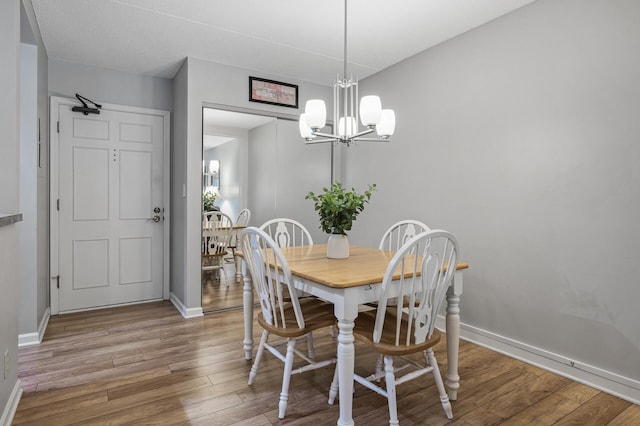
[49,96,171,314]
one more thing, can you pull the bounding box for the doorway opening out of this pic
[200,107,336,313]
[201,108,275,313]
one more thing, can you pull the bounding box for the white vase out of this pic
[327,234,349,259]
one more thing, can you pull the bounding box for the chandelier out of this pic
[299,0,395,146]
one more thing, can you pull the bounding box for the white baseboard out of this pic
[435,316,640,405]
[0,379,22,426]
[18,308,51,347]
[169,292,203,319]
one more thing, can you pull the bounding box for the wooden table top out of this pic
[202,225,246,230]
[278,244,469,289]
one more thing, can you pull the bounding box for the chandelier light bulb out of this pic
[299,114,314,139]
[304,100,327,130]
[359,95,382,127]
[208,160,219,174]
[338,116,357,138]
[376,109,396,137]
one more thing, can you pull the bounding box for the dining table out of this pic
[240,244,468,426]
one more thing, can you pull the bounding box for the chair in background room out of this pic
[378,219,430,251]
[329,230,459,424]
[236,208,251,227]
[241,227,336,419]
[228,208,251,261]
[202,211,234,285]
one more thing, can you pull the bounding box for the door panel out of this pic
[120,237,152,284]
[58,105,165,312]
[73,147,109,220]
[72,239,109,289]
[119,150,152,219]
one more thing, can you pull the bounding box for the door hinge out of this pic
[57,121,60,133]
[54,275,60,288]
[57,199,60,211]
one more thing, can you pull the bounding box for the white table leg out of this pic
[336,318,355,426]
[242,262,254,360]
[235,255,243,279]
[445,271,463,400]
[333,293,358,426]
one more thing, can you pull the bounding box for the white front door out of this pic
[54,100,168,312]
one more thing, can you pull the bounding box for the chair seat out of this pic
[202,250,228,258]
[257,298,335,339]
[202,250,228,272]
[353,310,441,356]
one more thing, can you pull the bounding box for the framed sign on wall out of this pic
[249,76,298,109]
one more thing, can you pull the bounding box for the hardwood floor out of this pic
[202,257,243,313]
[15,302,639,425]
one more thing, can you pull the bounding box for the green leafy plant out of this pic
[202,191,218,211]
[305,182,376,235]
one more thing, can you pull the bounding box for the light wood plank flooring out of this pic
[15,301,639,425]
[201,259,243,313]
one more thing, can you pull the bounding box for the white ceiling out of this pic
[30,0,537,85]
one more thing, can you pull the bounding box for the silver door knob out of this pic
[147,215,161,222]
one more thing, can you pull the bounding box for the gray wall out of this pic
[34,7,49,342]
[346,0,640,393]
[19,0,50,347]
[19,43,38,336]
[170,57,332,314]
[272,118,333,242]
[248,122,277,228]
[203,128,249,221]
[246,118,333,242]
[205,139,244,219]
[0,0,21,418]
[170,61,188,304]
[49,59,173,112]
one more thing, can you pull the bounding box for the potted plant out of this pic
[305,182,376,258]
[202,191,219,212]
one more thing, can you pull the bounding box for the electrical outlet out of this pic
[3,349,8,379]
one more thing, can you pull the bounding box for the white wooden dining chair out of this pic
[378,219,430,251]
[202,211,234,285]
[260,218,319,352]
[329,230,459,425]
[260,218,314,248]
[242,227,336,419]
[373,219,432,339]
[236,208,251,227]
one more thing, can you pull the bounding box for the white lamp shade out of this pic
[304,100,327,129]
[359,95,382,126]
[208,160,219,174]
[376,109,396,137]
[338,116,357,138]
[299,114,314,139]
